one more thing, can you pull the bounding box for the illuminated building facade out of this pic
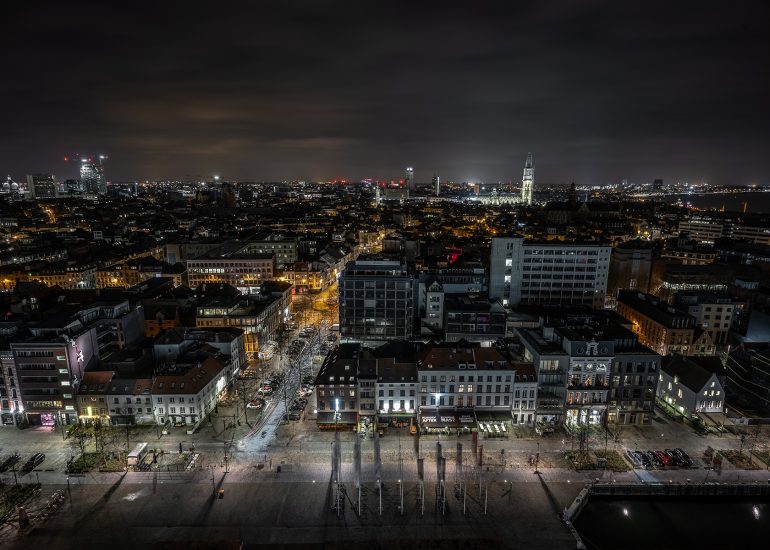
[80,157,107,194]
[520,152,534,205]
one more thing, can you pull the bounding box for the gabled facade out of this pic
[657,354,725,416]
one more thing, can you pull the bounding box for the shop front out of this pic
[377,413,414,429]
[317,411,357,430]
[27,410,77,427]
[418,407,476,434]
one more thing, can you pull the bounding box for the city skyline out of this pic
[3,1,770,185]
[4,3,770,549]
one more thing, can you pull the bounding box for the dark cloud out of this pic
[2,0,769,184]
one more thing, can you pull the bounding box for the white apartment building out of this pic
[186,255,275,290]
[675,292,736,346]
[513,363,537,425]
[489,237,611,309]
[152,356,230,426]
[416,347,517,430]
[678,218,724,244]
[730,224,770,246]
[658,355,725,416]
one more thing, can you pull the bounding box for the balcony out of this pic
[566,398,606,406]
[567,383,610,391]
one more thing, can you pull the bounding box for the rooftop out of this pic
[418,346,514,371]
[617,290,696,329]
[151,356,225,395]
[661,354,719,392]
[315,343,360,385]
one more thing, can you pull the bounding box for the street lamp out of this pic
[434,393,441,440]
[335,398,340,431]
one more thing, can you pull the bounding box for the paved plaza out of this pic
[2,411,770,549]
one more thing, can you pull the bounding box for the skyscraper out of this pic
[432,173,440,196]
[80,157,107,194]
[405,166,414,191]
[520,152,534,205]
[27,173,58,198]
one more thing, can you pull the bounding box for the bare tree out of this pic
[68,424,93,461]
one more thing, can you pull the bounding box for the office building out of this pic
[80,157,107,194]
[726,344,770,415]
[186,241,276,292]
[10,323,98,426]
[405,166,414,191]
[678,217,724,244]
[489,236,611,309]
[616,290,715,356]
[240,232,298,268]
[443,296,506,346]
[730,224,770,246]
[339,256,414,342]
[608,239,654,297]
[27,173,57,198]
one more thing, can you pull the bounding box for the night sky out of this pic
[3,1,769,185]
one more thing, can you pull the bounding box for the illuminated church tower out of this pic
[521,152,534,205]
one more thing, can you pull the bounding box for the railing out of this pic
[588,482,770,498]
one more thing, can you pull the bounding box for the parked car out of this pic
[654,450,671,466]
[665,449,685,467]
[646,451,662,468]
[625,450,642,468]
[634,450,650,468]
[247,399,264,410]
[674,448,693,467]
[22,453,45,472]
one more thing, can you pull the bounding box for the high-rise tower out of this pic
[520,153,534,205]
[80,156,107,194]
[27,174,58,198]
[405,166,414,191]
[432,173,440,196]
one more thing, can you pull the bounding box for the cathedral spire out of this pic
[521,152,534,205]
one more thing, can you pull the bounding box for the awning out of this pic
[475,410,513,422]
[419,407,476,428]
[377,414,415,422]
[317,411,357,425]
